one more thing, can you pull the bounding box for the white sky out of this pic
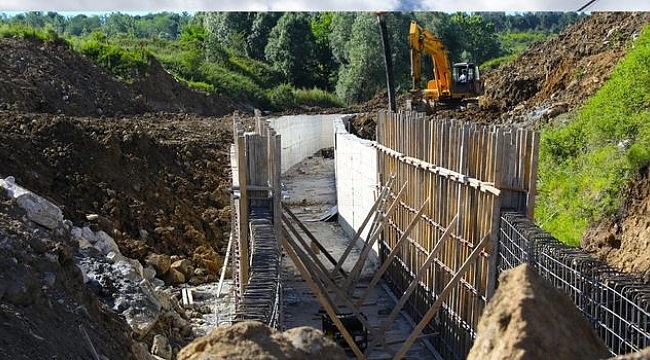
[0,0,647,12]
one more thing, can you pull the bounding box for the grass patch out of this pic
[535,25,650,245]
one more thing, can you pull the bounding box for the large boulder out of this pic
[177,321,347,360]
[468,263,610,360]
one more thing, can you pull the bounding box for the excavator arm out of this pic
[408,21,453,101]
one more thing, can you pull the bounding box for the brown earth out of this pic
[177,321,347,360]
[0,35,247,358]
[582,167,650,282]
[467,264,610,360]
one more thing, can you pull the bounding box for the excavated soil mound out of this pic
[0,37,236,117]
[0,111,234,282]
[583,168,650,282]
[0,37,145,116]
[177,321,347,360]
[0,191,135,359]
[467,264,610,360]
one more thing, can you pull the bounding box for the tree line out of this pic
[0,11,585,107]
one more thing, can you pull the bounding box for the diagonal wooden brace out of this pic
[281,213,337,283]
[392,232,491,359]
[363,214,458,356]
[341,183,408,294]
[331,176,397,278]
[355,198,430,309]
[282,229,367,359]
[282,225,373,337]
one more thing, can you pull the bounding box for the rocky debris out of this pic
[0,111,233,286]
[467,263,610,360]
[151,334,173,360]
[146,253,172,276]
[479,12,650,126]
[1,176,63,229]
[283,326,348,358]
[171,259,195,280]
[177,321,347,360]
[0,184,135,359]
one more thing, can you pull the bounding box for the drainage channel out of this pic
[280,152,435,359]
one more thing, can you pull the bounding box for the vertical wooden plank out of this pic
[526,131,540,219]
[486,129,503,300]
[237,135,249,291]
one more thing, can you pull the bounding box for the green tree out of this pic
[448,12,501,64]
[204,12,254,54]
[311,12,337,91]
[246,12,281,60]
[335,13,384,103]
[329,12,357,65]
[264,12,315,88]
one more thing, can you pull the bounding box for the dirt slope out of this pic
[0,37,236,117]
[480,12,650,124]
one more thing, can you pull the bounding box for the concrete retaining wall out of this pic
[266,113,379,258]
[268,114,337,173]
[334,116,379,248]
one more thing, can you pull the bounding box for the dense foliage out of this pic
[535,25,650,245]
[0,11,583,110]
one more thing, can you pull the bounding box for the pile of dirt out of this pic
[467,264,610,360]
[0,37,237,117]
[177,321,347,360]
[0,111,234,281]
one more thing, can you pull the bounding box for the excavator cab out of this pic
[450,62,484,100]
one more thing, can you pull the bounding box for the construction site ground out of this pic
[2,11,650,359]
[281,153,432,359]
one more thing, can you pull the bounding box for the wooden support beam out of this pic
[487,130,503,300]
[526,132,540,219]
[273,134,282,248]
[282,232,365,359]
[363,215,458,356]
[237,135,249,291]
[282,204,347,279]
[332,175,395,276]
[355,198,430,309]
[392,233,491,359]
[342,183,409,294]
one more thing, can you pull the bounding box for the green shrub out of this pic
[76,38,150,80]
[627,143,650,170]
[268,84,296,110]
[480,54,516,71]
[294,87,345,108]
[199,61,270,108]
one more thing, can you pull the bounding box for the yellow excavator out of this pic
[407,21,484,111]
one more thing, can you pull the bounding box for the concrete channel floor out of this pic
[281,151,433,360]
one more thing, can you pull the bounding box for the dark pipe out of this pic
[377,13,396,113]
